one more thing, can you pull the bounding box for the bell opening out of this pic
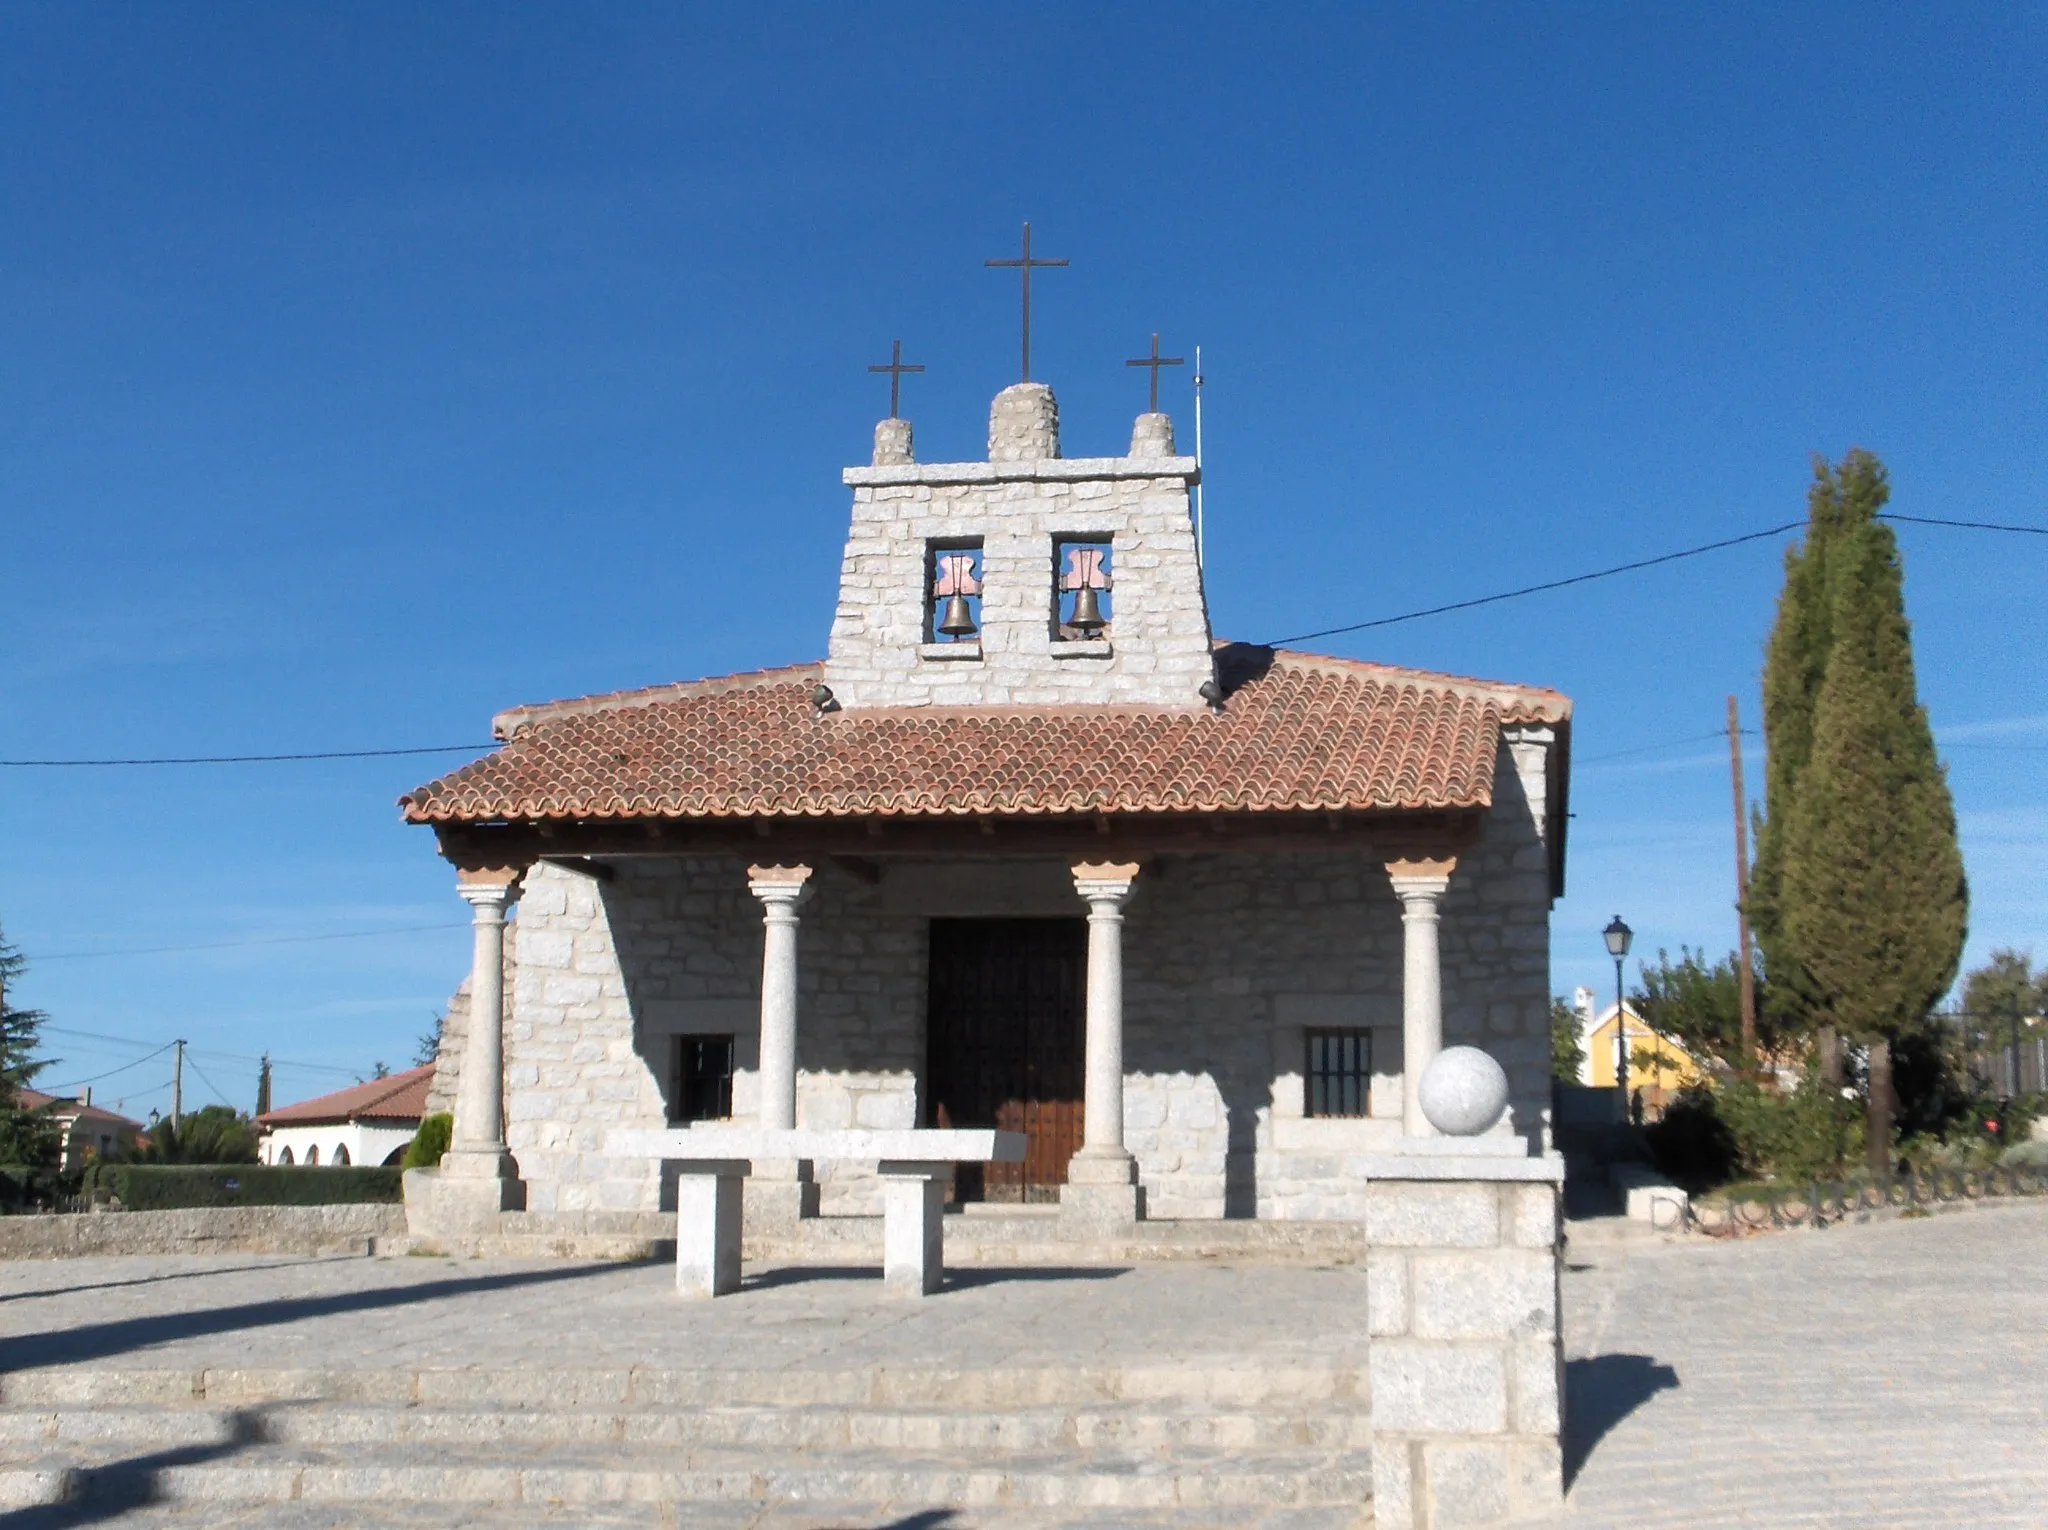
[927,540,984,644]
[1054,537,1114,641]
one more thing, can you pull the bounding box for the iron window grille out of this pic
[1305,1028,1372,1119]
[673,1035,736,1124]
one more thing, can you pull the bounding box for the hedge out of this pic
[85,1164,403,1210]
[401,1112,452,1171]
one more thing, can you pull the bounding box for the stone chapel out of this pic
[400,380,1573,1238]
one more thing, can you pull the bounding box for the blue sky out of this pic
[4,6,2043,1119]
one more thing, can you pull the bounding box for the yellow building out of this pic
[1576,991,1704,1106]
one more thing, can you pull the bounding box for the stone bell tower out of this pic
[822,382,1215,710]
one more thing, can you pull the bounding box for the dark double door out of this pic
[925,918,1086,1203]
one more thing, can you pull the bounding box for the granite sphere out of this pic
[1418,1046,1510,1136]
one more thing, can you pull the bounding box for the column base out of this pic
[402,1160,525,1237]
[740,1158,818,1232]
[1059,1149,1142,1232]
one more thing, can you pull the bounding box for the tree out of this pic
[1633,947,1776,1068]
[1751,456,1853,1048]
[1961,949,2046,1028]
[0,925,60,1169]
[1777,450,1967,1179]
[133,1104,259,1164]
[414,1013,444,1070]
[1549,997,1585,1082]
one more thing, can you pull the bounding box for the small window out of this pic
[674,1035,736,1124]
[333,1145,351,1166]
[1053,537,1113,640]
[925,540,983,644]
[1305,1029,1373,1119]
[278,1146,294,1166]
[304,1145,320,1166]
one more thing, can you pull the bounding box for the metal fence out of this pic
[1687,1161,2048,1236]
[1962,1036,2048,1098]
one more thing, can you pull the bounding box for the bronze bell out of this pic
[1068,585,1107,635]
[937,593,978,638]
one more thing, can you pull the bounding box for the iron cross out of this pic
[867,339,924,419]
[1124,333,1185,414]
[985,222,1068,383]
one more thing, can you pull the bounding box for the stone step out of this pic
[0,1401,1373,1454]
[0,1495,1375,1528]
[0,1363,1366,1410]
[0,1440,1375,1512]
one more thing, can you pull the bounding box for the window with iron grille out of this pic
[1305,1028,1372,1118]
[672,1035,735,1123]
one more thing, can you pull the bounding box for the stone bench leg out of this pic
[877,1161,950,1297]
[674,1162,749,1298]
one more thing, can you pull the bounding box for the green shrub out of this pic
[2001,1140,2048,1171]
[1645,1074,1863,1190]
[91,1165,401,1210]
[401,1112,452,1171]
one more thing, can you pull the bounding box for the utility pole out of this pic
[172,1039,185,1134]
[1728,696,1759,1063]
[1192,345,1206,570]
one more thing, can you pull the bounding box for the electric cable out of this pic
[0,745,496,768]
[34,923,469,961]
[40,1043,177,1093]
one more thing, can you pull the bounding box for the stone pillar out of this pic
[1129,411,1175,457]
[1063,861,1141,1229]
[1388,859,1455,1139]
[988,382,1060,462]
[873,417,914,466]
[1364,1170,1565,1530]
[746,864,817,1224]
[403,867,526,1236]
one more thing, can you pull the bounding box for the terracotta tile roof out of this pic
[399,646,1570,825]
[17,1089,145,1132]
[257,1064,435,1128]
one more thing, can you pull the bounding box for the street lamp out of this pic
[1603,916,1634,1104]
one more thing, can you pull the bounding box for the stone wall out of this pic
[471,728,1554,1225]
[1365,1175,1564,1529]
[0,1204,406,1259]
[824,385,1216,711]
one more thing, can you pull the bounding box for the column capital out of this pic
[1386,855,1454,913]
[457,869,520,913]
[747,863,815,909]
[1072,860,1141,905]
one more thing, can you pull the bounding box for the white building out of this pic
[257,1064,433,1168]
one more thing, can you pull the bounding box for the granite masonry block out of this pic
[1410,1250,1557,1341]
[1366,1181,1500,1249]
[1368,1343,1508,1434]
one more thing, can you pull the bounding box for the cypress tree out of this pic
[1778,450,1967,1177]
[0,925,60,1168]
[1750,458,1851,1051]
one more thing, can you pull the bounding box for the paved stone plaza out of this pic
[0,1200,2043,1526]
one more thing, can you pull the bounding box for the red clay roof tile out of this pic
[399,647,1570,825]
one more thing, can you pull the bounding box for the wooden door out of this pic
[925,918,1086,1203]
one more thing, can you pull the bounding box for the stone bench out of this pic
[608,1127,1026,1297]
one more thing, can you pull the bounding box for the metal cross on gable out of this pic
[1124,333,1184,414]
[985,222,1068,383]
[867,339,924,419]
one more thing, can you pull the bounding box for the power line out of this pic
[1262,522,1807,646]
[1579,728,1758,765]
[34,923,469,961]
[38,1024,364,1079]
[41,1043,177,1093]
[1883,513,2048,535]
[181,1055,238,1112]
[1260,509,2045,649]
[0,744,495,768]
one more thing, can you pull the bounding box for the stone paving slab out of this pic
[1562,1198,2048,1527]
[0,1254,1370,1379]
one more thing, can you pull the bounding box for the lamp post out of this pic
[1603,915,1634,1106]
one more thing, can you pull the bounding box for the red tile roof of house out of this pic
[399,648,1570,825]
[17,1089,145,1132]
[256,1064,435,1128]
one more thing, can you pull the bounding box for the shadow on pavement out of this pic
[0,1256,363,1307]
[0,1262,619,1371]
[741,1264,1128,1293]
[0,1407,265,1529]
[1564,1352,1679,1488]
